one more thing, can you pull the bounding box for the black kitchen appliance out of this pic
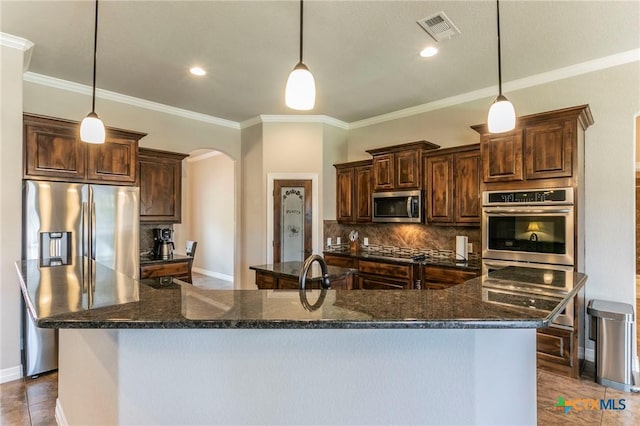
[153,228,174,259]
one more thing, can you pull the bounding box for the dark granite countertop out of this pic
[16,258,586,330]
[323,248,482,271]
[249,261,356,281]
[140,253,193,266]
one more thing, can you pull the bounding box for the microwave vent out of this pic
[417,11,461,42]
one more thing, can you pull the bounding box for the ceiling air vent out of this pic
[417,12,461,42]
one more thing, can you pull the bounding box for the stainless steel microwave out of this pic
[372,190,423,223]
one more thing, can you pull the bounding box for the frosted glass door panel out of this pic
[281,187,305,262]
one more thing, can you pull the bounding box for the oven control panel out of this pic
[483,187,573,206]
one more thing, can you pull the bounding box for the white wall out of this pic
[322,123,348,221]
[185,152,234,279]
[239,124,264,288]
[0,41,28,382]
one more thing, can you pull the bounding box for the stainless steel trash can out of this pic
[587,299,635,392]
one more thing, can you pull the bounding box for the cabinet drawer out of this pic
[324,254,357,269]
[141,261,190,279]
[358,275,407,290]
[536,327,573,366]
[359,260,410,279]
[256,272,275,289]
[423,266,477,285]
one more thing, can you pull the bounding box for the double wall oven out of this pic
[481,187,576,329]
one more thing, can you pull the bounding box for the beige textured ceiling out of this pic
[1,0,639,123]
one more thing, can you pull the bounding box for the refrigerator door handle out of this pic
[82,201,89,258]
[91,202,96,260]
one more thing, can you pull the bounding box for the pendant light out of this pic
[487,0,516,133]
[285,0,315,110]
[80,0,106,144]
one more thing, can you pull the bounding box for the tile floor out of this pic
[191,272,233,290]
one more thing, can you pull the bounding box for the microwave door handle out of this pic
[407,197,413,218]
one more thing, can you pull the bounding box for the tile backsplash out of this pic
[323,220,481,255]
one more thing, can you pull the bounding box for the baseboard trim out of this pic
[55,398,69,426]
[192,267,233,282]
[0,365,23,384]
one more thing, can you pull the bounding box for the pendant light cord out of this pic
[496,0,503,96]
[298,0,304,63]
[91,0,99,113]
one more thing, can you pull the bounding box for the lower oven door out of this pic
[482,286,574,329]
[482,205,574,265]
[482,259,574,329]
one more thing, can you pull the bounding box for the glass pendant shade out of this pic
[80,112,106,144]
[487,95,516,133]
[285,62,315,110]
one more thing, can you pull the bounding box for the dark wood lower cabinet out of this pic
[536,326,579,378]
[358,275,408,290]
[254,271,353,290]
[422,265,478,290]
[140,260,193,283]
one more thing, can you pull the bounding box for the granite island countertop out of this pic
[15,258,585,330]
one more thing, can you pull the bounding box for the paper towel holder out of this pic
[455,236,468,261]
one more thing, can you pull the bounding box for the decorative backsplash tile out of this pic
[323,220,481,255]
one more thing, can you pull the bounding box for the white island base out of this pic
[56,328,536,425]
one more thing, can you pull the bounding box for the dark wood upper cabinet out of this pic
[23,113,145,185]
[139,148,188,223]
[334,159,372,223]
[424,144,480,226]
[371,153,394,191]
[524,120,573,180]
[479,131,523,183]
[367,141,439,192]
[471,105,593,189]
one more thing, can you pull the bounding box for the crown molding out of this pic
[240,115,349,130]
[350,48,640,129]
[23,72,241,130]
[20,48,638,133]
[0,32,34,51]
[1,32,34,71]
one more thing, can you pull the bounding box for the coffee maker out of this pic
[153,228,174,259]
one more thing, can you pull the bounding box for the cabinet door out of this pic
[372,153,394,191]
[481,130,524,182]
[87,138,137,183]
[454,150,481,224]
[395,150,421,189]
[24,119,87,181]
[426,154,453,223]
[336,167,355,223]
[139,152,183,223]
[354,165,372,222]
[524,121,573,180]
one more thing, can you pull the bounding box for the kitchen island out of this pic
[16,258,586,425]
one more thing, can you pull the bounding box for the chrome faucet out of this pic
[298,254,331,290]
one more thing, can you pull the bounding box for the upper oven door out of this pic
[482,205,574,265]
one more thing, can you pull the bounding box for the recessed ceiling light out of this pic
[420,47,438,58]
[190,67,206,76]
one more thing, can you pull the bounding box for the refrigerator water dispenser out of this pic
[40,231,71,266]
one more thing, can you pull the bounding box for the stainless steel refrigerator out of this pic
[22,180,139,376]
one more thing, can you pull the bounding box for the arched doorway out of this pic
[182,149,235,289]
